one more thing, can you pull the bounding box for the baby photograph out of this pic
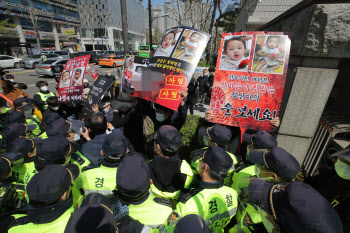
[172,29,208,64]
[251,35,287,74]
[59,70,71,88]
[153,28,182,57]
[218,35,252,71]
[71,68,84,86]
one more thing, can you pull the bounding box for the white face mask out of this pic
[40,86,48,91]
[203,73,208,76]
[51,106,59,111]
[8,79,14,82]
[156,112,166,122]
[335,159,350,180]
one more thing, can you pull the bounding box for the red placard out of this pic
[57,55,90,103]
[85,64,99,79]
[132,27,210,111]
[209,32,291,131]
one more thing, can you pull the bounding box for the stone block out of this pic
[279,67,338,137]
[276,134,312,164]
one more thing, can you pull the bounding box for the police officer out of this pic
[230,146,300,233]
[7,137,36,183]
[23,136,83,207]
[173,146,237,232]
[1,122,36,146]
[13,98,42,135]
[149,125,193,199]
[64,193,116,233]
[191,124,238,186]
[38,112,62,139]
[80,131,129,195]
[239,178,343,233]
[5,164,79,233]
[5,111,41,138]
[112,152,173,228]
[33,81,55,112]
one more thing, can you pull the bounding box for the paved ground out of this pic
[0,63,209,117]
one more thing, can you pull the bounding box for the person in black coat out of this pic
[186,76,198,115]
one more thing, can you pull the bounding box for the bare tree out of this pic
[213,0,224,54]
[28,2,41,53]
[188,0,213,31]
[166,0,194,26]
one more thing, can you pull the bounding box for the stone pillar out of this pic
[276,67,339,163]
[13,16,27,55]
[51,23,61,50]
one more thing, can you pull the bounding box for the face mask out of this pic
[203,73,208,76]
[335,159,350,180]
[259,208,276,233]
[24,110,32,115]
[8,79,14,82]
[51,106,59,111]
[156,112,166,122]
[102,107,109,114]
[40,86,48,91]
[107,73,111,76]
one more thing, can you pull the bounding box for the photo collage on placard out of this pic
[218,35,253,71]
[251,35,288,75]
[59,69,71,88]
[153,27,208,65]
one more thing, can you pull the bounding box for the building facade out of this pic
[78,0,145,51]
[0,0,80,55]
[235,0,302,31]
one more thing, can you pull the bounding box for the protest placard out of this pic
[209,32,291,131]
[87,75,115,106]
[52,64,65,79]
[57,55,90,103]
[132,26,210,111]
[85,64,99,79]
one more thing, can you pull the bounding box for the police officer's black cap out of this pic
[42,112,62,126]
[155,125,182,153]
[81,193,111,209]
[174,214,210,233]
[27,164,79,205]
[36,136,70,162]
[102,131,128,160]
[7,137,34,156]
[248,147,300,181]
[1,123,36,143]
[199,124,231,147]
[116,152,150,201]
[0,157,11,181]
[64,203,115,233]
[46,118,72,137]
[203,146,233,177]
[13,98,34,111]
[4,111,26,125]
[243,130,277,149]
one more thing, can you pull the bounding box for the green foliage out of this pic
[179,115,206,161]
[0,19,17,35]
[198,60,212,67]
[218,10,239,32]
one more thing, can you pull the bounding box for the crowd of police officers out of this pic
[0,70,348,233]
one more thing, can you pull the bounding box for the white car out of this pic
[0,55,21,68]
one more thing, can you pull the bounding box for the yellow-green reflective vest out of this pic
[12,161,34,183]
[36,92,55,110]
[129,193,173,228]
[79,164,118,196]
[229,203,262,233]
[175,185,238,233]
[232,165,257,194]
[25,118,41,137]
[150,160,193,200]
[8,207,74,233]
[24,164,83,207]
[191,147,238,186]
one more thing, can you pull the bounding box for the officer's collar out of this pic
[196,180,224,189]
[27,196,73,224]
[100,159,120,168]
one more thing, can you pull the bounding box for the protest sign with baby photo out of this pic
[210,32,291,131]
